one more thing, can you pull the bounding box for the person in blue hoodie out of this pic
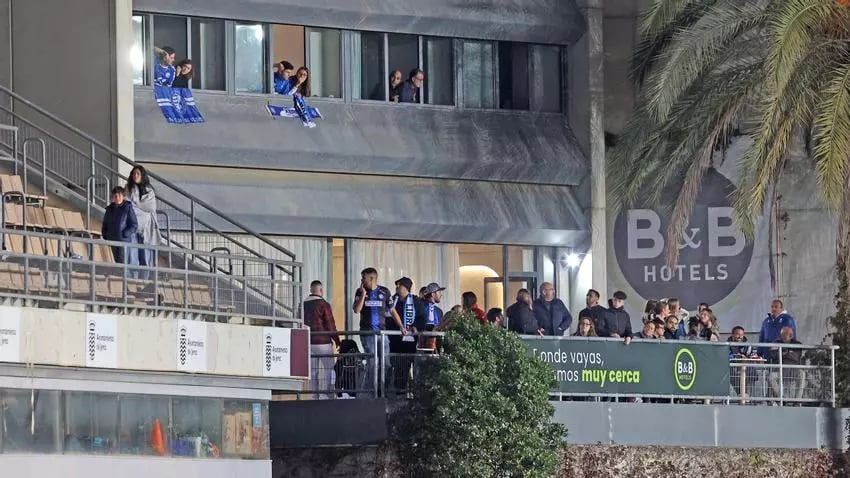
[101,186,138,263]
[758,299,797,358]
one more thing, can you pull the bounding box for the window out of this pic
[131,15,147,85]
[531,45,563,113]
[190,18,226,90]
[152,15,188,62]
[64,392,119,454]
[234,23,268,93]
[462,41,495,109]
[424,37,454,105]
[498,43,529,110]
[352,32,386,101]
[306,28,342,98]
[118,395,170,456]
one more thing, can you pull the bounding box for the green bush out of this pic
[393,316,565,478]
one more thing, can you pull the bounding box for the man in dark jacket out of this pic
[303,280,340,399]
[506,289,538,335]
[533,282,572,336]
[101,186,137,263]
[600,291,632,344]
[767,326,803,400]
[579,289,608,335]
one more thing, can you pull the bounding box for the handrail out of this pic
[0,113,297,281]
[0,83,298,262]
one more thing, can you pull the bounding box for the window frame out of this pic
[132,11,567,115]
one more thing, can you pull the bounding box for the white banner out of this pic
[85,314,118,368]
[0,306,21,363]
[177,320,207,372]
[262,327,291,377]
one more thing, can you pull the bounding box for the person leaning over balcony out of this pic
[758,299,797,359]
[171,59,193,88]
[153,46,176,87]
[533,282,572,336]
[506,288,539,335]
[767,326,803,402]
[663,315,683,340]
[634,320,656,339]
[304,280,340,399]
[400,68,424,103]
[101,186,137,264]
[125,165,160,276]
[274,60,295,95]
[462,291,487,326]
[652,318,666,339]
[389,70,403,102]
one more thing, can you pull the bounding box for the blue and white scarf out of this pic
[154,86,204,124]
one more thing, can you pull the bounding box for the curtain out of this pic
[349,239,461,309]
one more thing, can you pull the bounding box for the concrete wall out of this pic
[134,0,586,45]
[0,305,308,380]
[0,455,270,478]
[3,0,118,148]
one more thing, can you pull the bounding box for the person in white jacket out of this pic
[125,165,160,278]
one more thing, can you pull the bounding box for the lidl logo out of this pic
[674,348,696,391]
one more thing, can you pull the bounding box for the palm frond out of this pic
[813,59,850,209]
[645,1,767,122]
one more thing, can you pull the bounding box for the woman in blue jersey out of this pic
[154,46,176,87]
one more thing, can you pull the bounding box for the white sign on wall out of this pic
[0,306,21,363]
[262,327,291,377]
[177,320,207,372]
[85,314,118,369]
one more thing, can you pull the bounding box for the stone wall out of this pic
[273,445,848,478]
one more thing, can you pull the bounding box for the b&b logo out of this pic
[613,169,754,306]
[674,348,696,391]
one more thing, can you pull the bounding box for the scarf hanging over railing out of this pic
[266,95,322,128]
[154,86,205,124]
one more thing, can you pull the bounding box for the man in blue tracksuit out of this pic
[758,299,797,358]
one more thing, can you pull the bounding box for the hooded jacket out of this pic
[101,200,138,243]
[600,299,632,338]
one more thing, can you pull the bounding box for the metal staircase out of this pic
[0,83,301,319]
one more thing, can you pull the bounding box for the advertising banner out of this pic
[177,320,207,372]
[523,338,730,396]
[85,314,118,369]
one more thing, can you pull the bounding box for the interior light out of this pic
[253,25,264,42]
[130,45,144,72]
[565,254,581,268]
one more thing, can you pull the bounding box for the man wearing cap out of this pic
[389,277,422,392]
[601,290,633,345]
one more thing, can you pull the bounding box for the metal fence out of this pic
[289,332,837,407]
[0,84,300,285]
[0,227,302,325]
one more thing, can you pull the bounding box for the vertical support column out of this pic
[114,0,135,177]
[571,0,607,299]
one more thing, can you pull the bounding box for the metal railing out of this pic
[0,84,299,284]
[287,332,837,406]
[0,227,303,325]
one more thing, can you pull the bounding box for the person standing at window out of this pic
[400,68,424,103]
[274,60,295,95]
[153,46,176,87]
[172,59,193,88]
[389,70,403,102]
[125,165,160,276]
[462,291,486,326]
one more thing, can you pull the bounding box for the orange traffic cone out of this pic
[151,418,166,455]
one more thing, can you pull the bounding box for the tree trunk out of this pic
[833,183,850,407]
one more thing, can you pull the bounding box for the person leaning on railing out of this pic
[767,326,803,401]
[100,186,137,264]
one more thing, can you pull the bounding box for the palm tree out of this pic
[609,0,850,404]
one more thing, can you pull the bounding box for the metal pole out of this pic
[375,331,381,397]
[190,201,197,251]
[831,347,836,408]
[778,346,784,406]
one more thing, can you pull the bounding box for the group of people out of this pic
[154,46,194,88]
[389,69,425,103]
[101,165,160,269]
